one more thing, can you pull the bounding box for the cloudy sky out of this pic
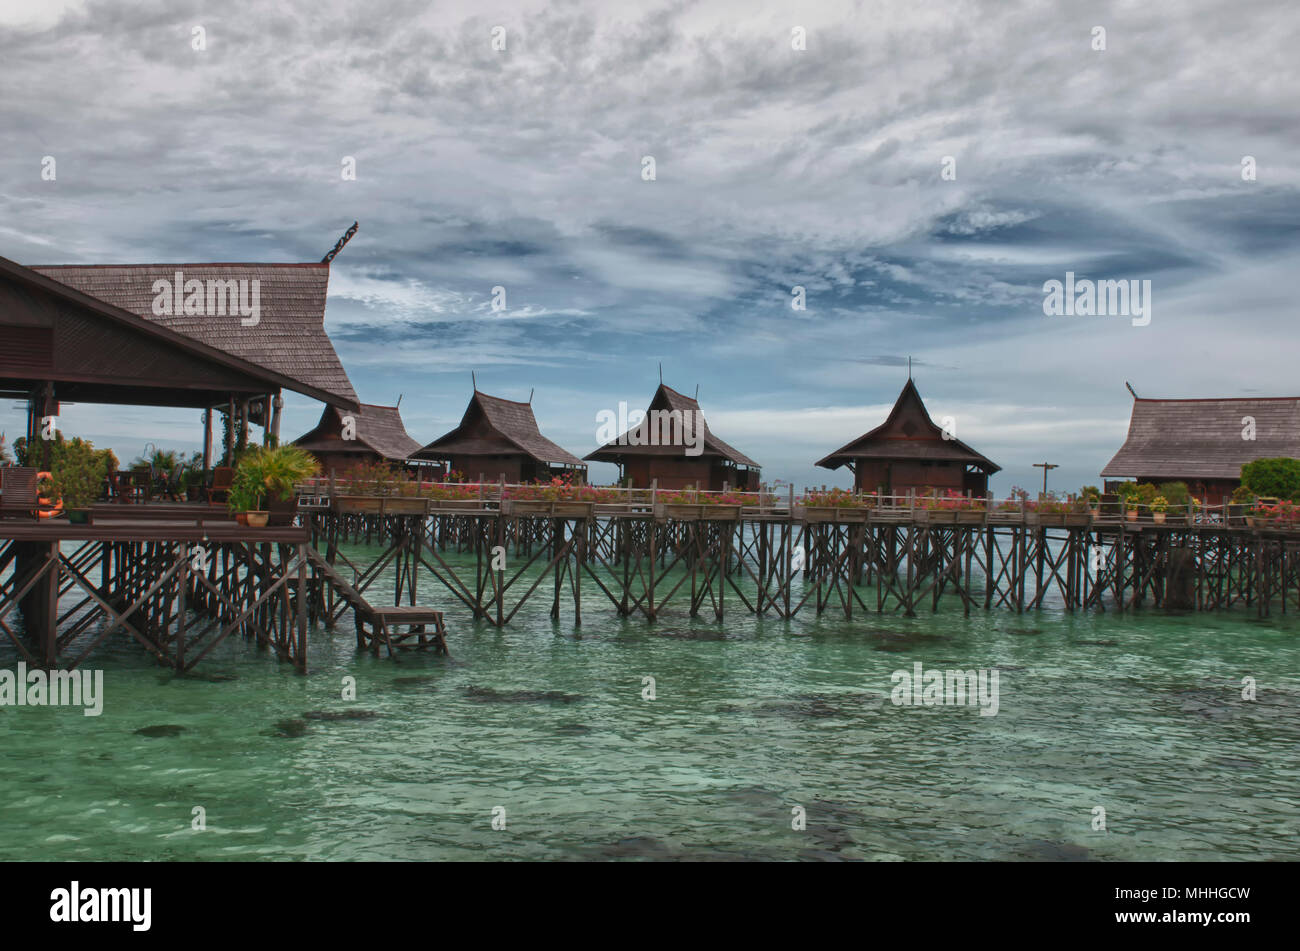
[2,0,1297,492]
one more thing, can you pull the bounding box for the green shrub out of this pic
[46,437,113,509]
[1157,481,1189,507]
[1230,485,1256,505]
[1240,458,1300,501]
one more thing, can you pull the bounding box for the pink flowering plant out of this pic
[659,488,749,505]
[804,487,877,508]
[1252,499,1300,527]
[918,489,986,512]
[503,473,623,503]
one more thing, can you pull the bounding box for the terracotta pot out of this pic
[1153,512,1166,524]
[1126,510,1138,521]
[247,511,269,528]
[235,512,249,526]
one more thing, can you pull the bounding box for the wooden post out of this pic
[225,396,235,462]
[202,407,212,471]
[270,394,283,444]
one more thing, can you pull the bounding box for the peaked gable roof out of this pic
[30,262,358,408]
[414,390,585,467]
[816,379,1000,472]
[294,403,422,462]
[584,383,761,468]
[1101,395,1300,480]
[0,254,330,406]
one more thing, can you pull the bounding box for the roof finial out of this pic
[529,387,534,404]
[321,222,359,264]
[908,355,912,380]
[396,393,402,409]
[695,383,699,400]
[1125,381,1139,399]
[471,370,477,392]
[659,362,662,384]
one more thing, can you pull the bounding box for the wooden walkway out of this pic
[309,506,1300,629]
[5,498,1298,674]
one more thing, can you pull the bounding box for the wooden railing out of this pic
[285,479,1300,528]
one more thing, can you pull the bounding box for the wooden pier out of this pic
[5,495,1300,674]
[0,505,316,672]
[308,495,1300,631]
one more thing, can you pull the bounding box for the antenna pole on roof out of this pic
[908,356,912,380]
[321,222,359,264]
[529,387,534,403]
[659,363,662,384]
[472,371,477,391]
[695,383,699,400]
[1125,381,1139,399]
[396,394,402,409]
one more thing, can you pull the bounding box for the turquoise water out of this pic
[1,542,1297,861]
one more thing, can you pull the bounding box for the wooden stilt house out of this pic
[584,383,761,490]
[411,389,586,483]
[1101,394,1300,505]
[292,403,422,475]
[816,379,999,496]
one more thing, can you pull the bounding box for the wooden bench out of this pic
[356,605,448,657]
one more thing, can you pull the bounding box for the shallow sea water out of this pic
[1,542,1297,861]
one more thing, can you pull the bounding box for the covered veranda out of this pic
[0,255,359,671]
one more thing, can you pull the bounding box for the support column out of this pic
[225,396,235,463]
[202,407,212,471]
[270,393,283,445]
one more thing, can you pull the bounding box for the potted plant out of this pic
[229,445,320,527]
[227,478,259,526]
[179,453,205,502]
[334,459,401,513]
[46,437,110,525]
[801,487,872,522]
[1230,485,1256,527]
[257,444,319,526]
[1151,495,1168,524]
[1080,486,1101,517]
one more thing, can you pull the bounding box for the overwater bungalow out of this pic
[816,379,999,496]
[291,402,422,476]
[411,389,586,484]
[1,255,358,465]
[584,383,761,491]
[1101,394,1300,505]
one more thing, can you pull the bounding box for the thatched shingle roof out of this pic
[31,263,358,408]
[293,403,421,463]
[1101,396,1300,480]
[414,390,585,467]
[584,384,761,468]
[816,379,999,472]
